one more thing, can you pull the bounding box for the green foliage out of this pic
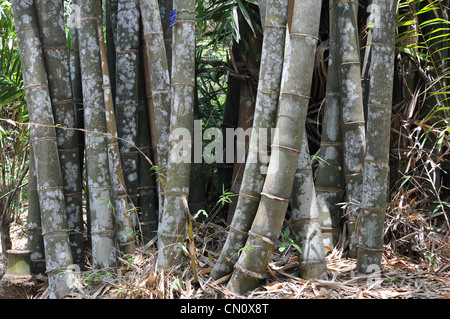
[197,0,261,47]
[279,227,302,254]
[0,0,28,216]
[397,0,450,125]
[217,185,236,206]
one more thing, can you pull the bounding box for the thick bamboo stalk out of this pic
[157,0,196,268]
[13,0,73,298]
[26,150,46,275]
[226,80,256,223]
[35,0,85,268]
[69,0,84,161]
[78,0,116,269]
[335,0,366,257]
[95,0,136,255]
[188,86,209,222]
[105,0,117,101]
[139,0,172,208]
[314,0,344,249]
[227,0,322,294]
[226,23,262,223]
[356,0,396,273]
[115,0,140,210]
[210,0,289,280]
[158,0,173,75]
[137,58,158,243]
[291,130,327,279]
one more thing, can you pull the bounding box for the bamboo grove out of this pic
[1,0,449,298]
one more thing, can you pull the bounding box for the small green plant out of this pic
[237,244,260,257]
[218,185,236,206]
[150,164,167,181]
[279,227,302,254]
[193,209,209,221]
[81,269,113,287]
[124,254,135,271]
[311,155,330,166]
[424,251,439,268]
[170,278,184,294]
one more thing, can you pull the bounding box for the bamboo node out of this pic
[357,245,384,253]
[234,264,267,280]
[260,191,290,203]
[270,144,301,155]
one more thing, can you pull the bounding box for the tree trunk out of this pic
[158,0,173,75]
[137,51,158,243]
[210,0,288,280]
[69,0,85,172]
[335,0,366,257]
[95,0,136,256]
[314,0,345,250]
[226,18,262,223]
[291,130,327,279]
[139,0,172,210]
[356,0,396,273]
[105,0,117,101]
[13,0,73,298]
[26,150,46,275]
[115,0,140,212]
[78,0,116,269]
[227,0,322,294]
[157,0,196,268]
[35,0,85,268]
[0,193,12,269]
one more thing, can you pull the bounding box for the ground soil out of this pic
[0,213,449,299]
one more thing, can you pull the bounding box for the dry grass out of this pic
[31,220,450,300]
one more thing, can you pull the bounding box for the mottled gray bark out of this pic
[13,0,73,298]
[27,151,46,275]
[158,0,173,75]
[157,0,196,268]
[211,0,288,280]
[139,0,171,210]
[78,0,116,269]
[227,0,322,294]
[105,0,117,101]
[115,0,140,210]
[35,0,85,267]
[137,63,158,243]
[314,0,345,250]
[336,0,366,257]
[95,0,136,256]
[357,1,396,273]
[291,131,327,279]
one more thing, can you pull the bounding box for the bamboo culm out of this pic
[314,0,345,249]
[335,0,366,257]
[139,0,172,211]
[227,0,323,294]
[115,0,140,212]
[157,0,196,268]
[78,0,116,269]
[13,0,74,298]
[356,0,396,273]
[35,0,85,268]
[291,130,327,279]
[210,0,289,280]
[26,150,46,275]
[95,0,136,256]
